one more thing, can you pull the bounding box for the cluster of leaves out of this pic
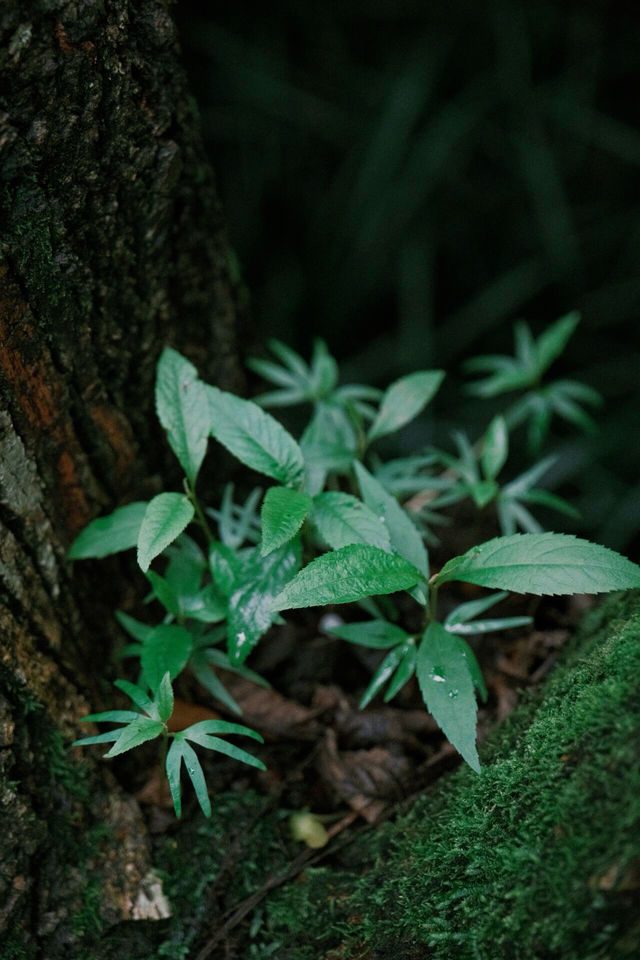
[70,317,640,813]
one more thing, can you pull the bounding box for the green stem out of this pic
[184,478,215,545]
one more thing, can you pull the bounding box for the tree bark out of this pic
[0,1,241,954]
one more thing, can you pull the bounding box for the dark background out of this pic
[175,0,640,553]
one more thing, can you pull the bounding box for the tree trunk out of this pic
[0,1,241,954]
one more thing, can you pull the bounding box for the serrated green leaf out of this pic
[417,623,480,772]
[433,533,640,596]
[311,492,391,552]
[327,619,410,648]
[260,487,312,556]
[104,717,165,758]
[155,347,210,484]
[354,462,429,577]
[273,544,424,611]
[207,385,304,487]
[68,502,148,559]
[481,415,508,481]
[227,539,301,664]
[368,370,444,442]
[137,493,195,572]
[156,672,174,723]
[140,624,193,692]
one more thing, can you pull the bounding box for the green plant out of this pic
[69,322,640,810]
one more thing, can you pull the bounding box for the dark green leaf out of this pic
[184,732,266,770]
[433,533,640,595]
[164,535,206,598]
[68,502,148,559]
[155,347,210,484]
[260,487,312,556]
[81,710,140,724]
[166,738,185,817]
[179,739,211,817]
[207,385,304,487]
[273,544,424,611]
[417,622,480,772]
[181,583,227,623]
[227,539,301,664]
[146,570,181,616]
[140,624,193,692]
[115,611,154,644]
[156,672,174,723]
[190,650,242,715]
[209,541,243,596]
[137,493,195,572]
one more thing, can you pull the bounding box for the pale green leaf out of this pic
[360,644,407,708]
[368,370,444,442]
[327,619,410,649]
[481,415,508,481]
[82,710,140,723]
[180,583,227,623]
[446,615,533,635]
[140,624,193,692]
[535,311,580,375]
[433,533,640,596]
[260,487,312,556]
[273,544,424,611]
[155,347,210,484]
[113,679,155,715]
[137,493,195,572]
[417,623,480,772]
[311,491,390,551]
[444,591,509,626]
[354,462,429,576]
[207,385,304,487]
[384,643,417,702]
[68,502,147,559]
[185,732,266,770]
[72,730,122,748]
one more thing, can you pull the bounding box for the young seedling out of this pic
[69,328,640,811]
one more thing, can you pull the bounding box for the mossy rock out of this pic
[254,591,640,959]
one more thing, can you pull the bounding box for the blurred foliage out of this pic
[176,0,640,553]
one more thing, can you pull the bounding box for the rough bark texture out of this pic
[0,1,242,954]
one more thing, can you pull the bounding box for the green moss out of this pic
[149,791,292,959]
[260,592,640,959]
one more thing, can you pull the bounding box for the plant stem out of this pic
[185,478,215,544]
